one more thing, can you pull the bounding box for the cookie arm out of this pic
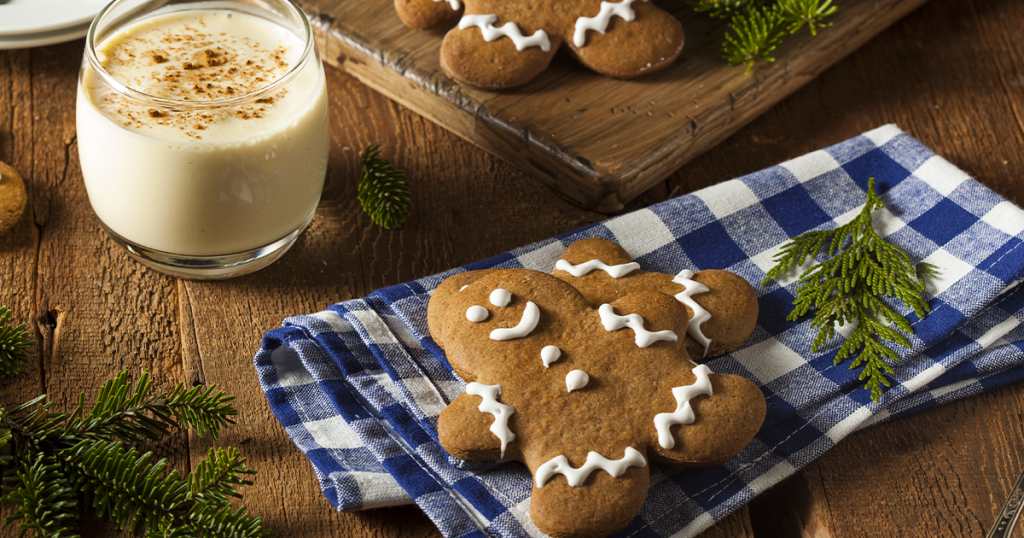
[647,373,765,467]
[438,391,508,460]
[683,270,759,360]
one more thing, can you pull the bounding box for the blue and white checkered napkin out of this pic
[254,125,1024,538]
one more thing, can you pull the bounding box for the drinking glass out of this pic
[77,0,329,279]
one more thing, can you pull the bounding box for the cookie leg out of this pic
[569,1,683,79]
[395,0,461,30]
[530,465,649,538]
[440,23,560,89]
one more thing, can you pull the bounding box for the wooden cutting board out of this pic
[298,0,928,212]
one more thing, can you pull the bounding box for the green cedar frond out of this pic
[0,306,35,377]
[776,0,836,35]
[689,0,761,19]
[358,144,412,230]
[723,5,787,74]
[187,447,256,506]
[1,453,80,538]
[762,178,935,402]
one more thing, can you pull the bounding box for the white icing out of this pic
[466,305,489,322]
[566,370,589,392]
[460,285,469,292]
[466,382,516,458]
[598,304,677,348]
[490,288,512,307]
[573,0,647,48]
[672,270,712,357]
[555,258,640,279]
[653,364,713,449]
[535,447,646,487]
[458,14,551,52]
[541,345,561,367]
[433,0,461,11]
[490,301,540,341]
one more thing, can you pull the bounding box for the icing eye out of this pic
[566,370,589,392]
[490,288,511,307]
[466,305,489,322]
[541,345,561,368]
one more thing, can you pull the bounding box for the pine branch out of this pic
[0,316,267,538]
[0,306,35,377]
[1,453,80,538]
[776,0,836,35]
[762,178,935,402]
[64,440,189,533]
[689,0,761,19]
[187,447,256,506]
[722,5,787,74]
[358,145,412,230]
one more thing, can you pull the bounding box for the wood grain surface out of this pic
[302,0,929,212]
[0,0,1022,536]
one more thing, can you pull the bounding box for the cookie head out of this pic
[436,269,765,538]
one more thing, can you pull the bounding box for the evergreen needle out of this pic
[358,144,412,229]
[762,178,936,402]
[0,306,35,377]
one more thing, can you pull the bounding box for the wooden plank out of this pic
[300,0,930,211]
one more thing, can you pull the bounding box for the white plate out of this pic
[0,21,90,49]
[0,0,108,36]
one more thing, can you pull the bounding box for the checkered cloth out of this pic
[255,125,1024,538]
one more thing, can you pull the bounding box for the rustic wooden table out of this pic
[1,0,1023,536]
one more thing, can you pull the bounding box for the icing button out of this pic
[566,370,589,392]
[466,305,489,322]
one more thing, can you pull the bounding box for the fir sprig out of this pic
[358,144,412,229]
[723,5,786,74]
[0,330,268,538]
[697,0,838,73]
[0,306,35,377]
[762,179,937,402]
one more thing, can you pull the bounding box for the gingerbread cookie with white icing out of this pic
[397,0,684,89]
[434,269,765,538]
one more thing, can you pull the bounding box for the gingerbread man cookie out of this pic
[434,269,765,538]
[427,238,758,360]
[396,0,684,89]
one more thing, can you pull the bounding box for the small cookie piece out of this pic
[395,0,461,30]
[0,161,27,237]
[400,0,684,89]
[434,269,765,538]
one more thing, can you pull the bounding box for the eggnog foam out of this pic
[77,9,329,256]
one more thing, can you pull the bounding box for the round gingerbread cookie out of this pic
[0,161,27,237]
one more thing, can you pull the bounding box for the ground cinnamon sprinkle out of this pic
[92,13,297,140]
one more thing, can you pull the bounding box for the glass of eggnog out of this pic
[77,0,329,279]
